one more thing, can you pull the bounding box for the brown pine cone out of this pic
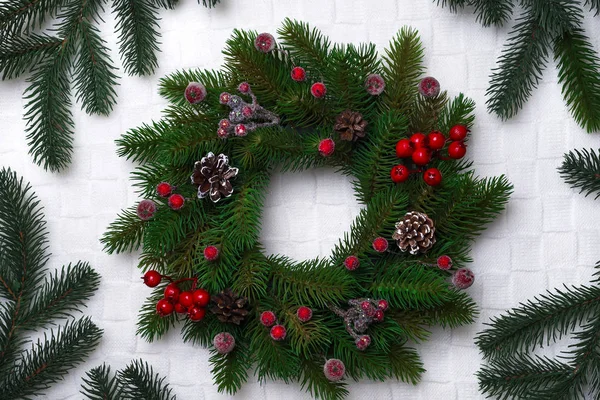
[191,152,239,203]
[334,110,368,141]
[209,288,249,325]
[392,211,436,255]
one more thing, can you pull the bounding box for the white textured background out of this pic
[2,1,600,399]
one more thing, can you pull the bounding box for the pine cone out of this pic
[334,110,368,141]
[191,152,239,203]
[392,211,436,255]
[209,289,249,325]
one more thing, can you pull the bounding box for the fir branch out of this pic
[101,206,146,254]
[117,359,176,400]
[586,0,600,15]
[80,364,122,400]
[136,285,176,342]
[0,0,64,37]
[559,148,600,198]
[471,0,515,27]
[278,18,330,75]
[300,356,349,400]
[0,33,62,80]
[209,343,251,395]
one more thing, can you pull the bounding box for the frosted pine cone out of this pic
[191,152,239,202]
[392,211,436,255]
[334,110,368,141]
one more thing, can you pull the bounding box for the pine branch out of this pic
[299,356,349,400]
[209,343,251,395]
[0,33,62,80]
[136,285,176,342]
[117,359,176,400]
[0,0,64,37]
[80,364,122,400]
[471,0,515,27]
[559,148,600,199]
[586,0,600,15]
[101,206,146,254]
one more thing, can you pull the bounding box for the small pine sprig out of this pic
[559,148,600,199]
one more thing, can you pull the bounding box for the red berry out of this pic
[449,124,469,141]
[297,306,313,322]
[168,194,185,210]
[270,324,287,341]
[412,148,431,166]
[136,199,156,221]
[164,283,180,302]
[418,77,440,98]
[241,106,253,118]
[184,82,207,104]
[291,66,306,82]
[235,124,247,137]
[448,141,467,159]
[219,92,231,104]
[365,74,385,96]
[423,168,442,186]
[390,165,410,183]
[255,32,275,53]
[178,291,194,308]
[238,82,250,93]
[156,299,174,316]
[323,359,345,382]
[156,182,172,198]
[395,139,413,158]
[260,311,277,327]
[142,270,161,287]
[217,127,229,138]
[213,332,236,354]
[219,119,231,129]
[318,138,335,157]
[311,82,327,98]
[427,131,446,150]
[355,335,371,350]
[452,268,475,289]
[188,306,206,321]
[410,133,427,148]
[437,255,453,270]
[192,289,210,307]
[360,300,372,312]
[204,245,219,261]
[372,237,389,253]
[373,309,384,322]
[344,255,360,271]
[174,302,187,314]
[377,299,389,311]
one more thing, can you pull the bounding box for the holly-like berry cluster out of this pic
[135,182,187,221]
[259,306,313,341]
[143,270,210,321]
[391,124,470,186]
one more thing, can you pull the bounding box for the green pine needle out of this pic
[559,148,600,198]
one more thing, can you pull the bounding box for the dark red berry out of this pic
[449,125,469,141]
[188,306,206,321]
[410,133,427,148]
[390,164,410,183]
[238,82,250,93]
[427,131,445,150]
[448,141,467,159]
[178,291,194,308]
[192,289,210,307]
[164,283,180,302]
[377,299,389,311]
[423,168,442,186]
[143,270,161,287]
[174,302,187,314]
[373,310,384,322]
[412,148,431,166]
[395,139,413,158]
[156,299,174,316]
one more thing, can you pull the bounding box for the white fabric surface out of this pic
[2,1,600,398]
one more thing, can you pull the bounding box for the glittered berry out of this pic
[410,133,427,148]
[297,306,313,322]
[437,255,453,270]
[174,302,187,314]
[291,66,306,82]
[423,168,442,186]
[412,148,431,166]
[204,245,219,261]
[156,299,174,316]
[188,306,206,321]
[219,92,231,104]
[360,300,372,312]
[418,77,440,98]
[390,164,410,183]
[219,119,231,130]
[318,138,335,157]
[260,311,277,327]
[373,309,384,322]
[164,283,180,302]
[142,270,161,287]
[168,194,185,210]
[372,237,389,253]
[453,268,475,289]
[344,255,360,271]
[156,182,172,198]
[448,141,467,159]
[184,82,207,104]
[213,332,236,354]
[377,299,389,311]
[427,131,446,150]
[192,289,210,307]
[355,335,371,351]
[395,139,413,158]
[178,291,194,308]
[449,124,469,141]
[270,324,287,341]
[365,73,385,96]
[238,82,250,93]
[217,128,229,138]
[254,32,275,53]
[235,124,247,137]
[136,199,156,221]
[323,359,345,382]
[311,82,327,98]
[241,106,253,117]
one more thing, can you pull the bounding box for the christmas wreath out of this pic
[102,19,512,399]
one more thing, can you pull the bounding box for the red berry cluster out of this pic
[155,182,185,210]
[260,311,287,341]
[143,270,210,322]
[391,124,470,186]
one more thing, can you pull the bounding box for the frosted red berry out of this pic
[188,306,206,321]
[418,77,440,98]
[178,291,194,308]
[318,138,335,157]
[156,182,172,198]
[291,66,306,82]
[184,82,207,104]
[270,324,287,341]
[373,309,384,322]
[219,119,231,130]
[260,311,277,327]
[254,32,275,53]
[448,141,467,159]
[168,194,185,210]
[452,268,475,289]
[143,270,161,287]
[235,124,247,137]
[427,131,446,150]
[410,133,427,148]
[311,82,327,98]
[360,300,372,312]
[372,237,389,253]
[204,245,219,261]
[423,168,442,186]
[193,289,210,307]
[136,199,156,221]
[213,332,236,354]
[323,359,345,382]
[164,283,180,302]
[377,299,389,311]
[449,124,468,141]
[297,306,313,322]
[241,106,253,117]
[219,92,231,104]
[412,148,431,166]
[344,255,360,271]
[156,299,174,316]
[390,164,410,183]
[396,139,413,158]
[238,82,250,93]
[365,73,385,96]
[355,335,371,351]
[217,128,229,138]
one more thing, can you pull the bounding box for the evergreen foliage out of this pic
[102,20,512,399]
[436,0,600,132]
[559,148,600,199]
[0,168,102,398]
[0,0,221,172]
